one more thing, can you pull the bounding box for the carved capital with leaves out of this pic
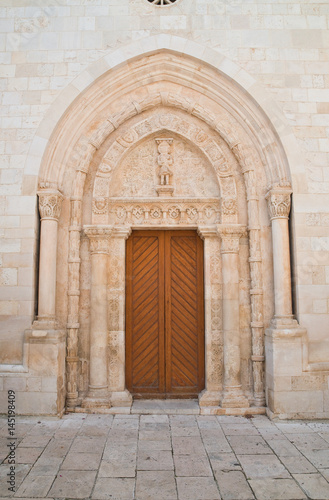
[266,189,291,220]
[38,190,63,221]
[217,224,247,254]
[84,225,112,254]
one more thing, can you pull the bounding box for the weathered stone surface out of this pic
[237,454,290,479]
[215,470,255,500]
[92,477,135,500]
[48,470,97,498]
[176,476,221,500]
[226,435,273,455]
[136,449,174,471]
[61,452,102,470]
[135,471,177,500]
[293,473,329,500]
[15,475,55,497]
[248,479,307,500]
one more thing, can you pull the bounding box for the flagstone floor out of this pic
[1,410,329,499]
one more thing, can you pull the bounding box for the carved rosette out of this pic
[38,190,63,221]
[266,190,291,220]
[217,225,247,254]
[84,226,112,254]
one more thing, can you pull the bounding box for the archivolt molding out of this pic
[68,89,278,207]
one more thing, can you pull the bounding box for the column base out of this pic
[199,390,221,407]
[265,318,308,417]
[221,387,250,408]
[253,394,266,407]
[110,390,133,407]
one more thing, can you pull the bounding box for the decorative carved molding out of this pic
[84,226,112,254]
[222,198,237,215]
[38,190,63,221]
[266,189,291,220]
[108,200,220,226]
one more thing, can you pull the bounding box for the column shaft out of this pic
[37,190,63,325]
[272,217,293,318]
[266,189,294,323]
[89,252,108,395]
[38,219,58,319]
[218,226,249,408]
[83,226,111,408]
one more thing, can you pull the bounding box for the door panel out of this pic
[126,232,165,395]
[126,230,204,398]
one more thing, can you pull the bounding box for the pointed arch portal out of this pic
[29,39,306,416]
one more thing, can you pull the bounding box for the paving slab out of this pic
[237,454,290,479]
[92,477,135,500]
[60,452,102,470]
[265,438,300,457]
[279,454,317,474]
[47,470,97,498]
[226,434,273,455]
[248,478,307,500]
[136,449,174,470]
[215,470,255,500]
[135,471,177,500]
[176,476,221,499]
[174,453,213,476]
[210,452,242,472]
[293,473,329,500]
[14,474,55,497]
[221,424,260,436]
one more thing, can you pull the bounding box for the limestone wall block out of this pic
[41,376,58,393]
[268,389,324,415]
[15,392,58,415]
[3,376,27,392]
[291,374,327,391]
[26,377,42,392]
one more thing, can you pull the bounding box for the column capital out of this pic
[197,225,218,240]
[111,225,132,240]
[217,224,247,254]
[84,225,112,254]
[37,189,63,221]
[265,188,291,221]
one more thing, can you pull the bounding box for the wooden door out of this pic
[126,230,204,398]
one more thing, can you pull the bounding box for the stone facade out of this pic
[0,0,328,419]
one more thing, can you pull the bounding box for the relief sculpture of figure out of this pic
[156,138,173,185]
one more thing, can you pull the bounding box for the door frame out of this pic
[103,222,224,408]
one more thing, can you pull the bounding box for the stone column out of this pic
[108,226,132,407]
[217,225,249,408]
[37,189,63,325]
[265,188,307,418]
[266,189,294,324]
[198,226,222,408]
[83,226,112,408]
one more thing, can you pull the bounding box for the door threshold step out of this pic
[131,399,200,414]
[69,401,266,416]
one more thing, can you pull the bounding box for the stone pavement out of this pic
[1,412,329,499]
